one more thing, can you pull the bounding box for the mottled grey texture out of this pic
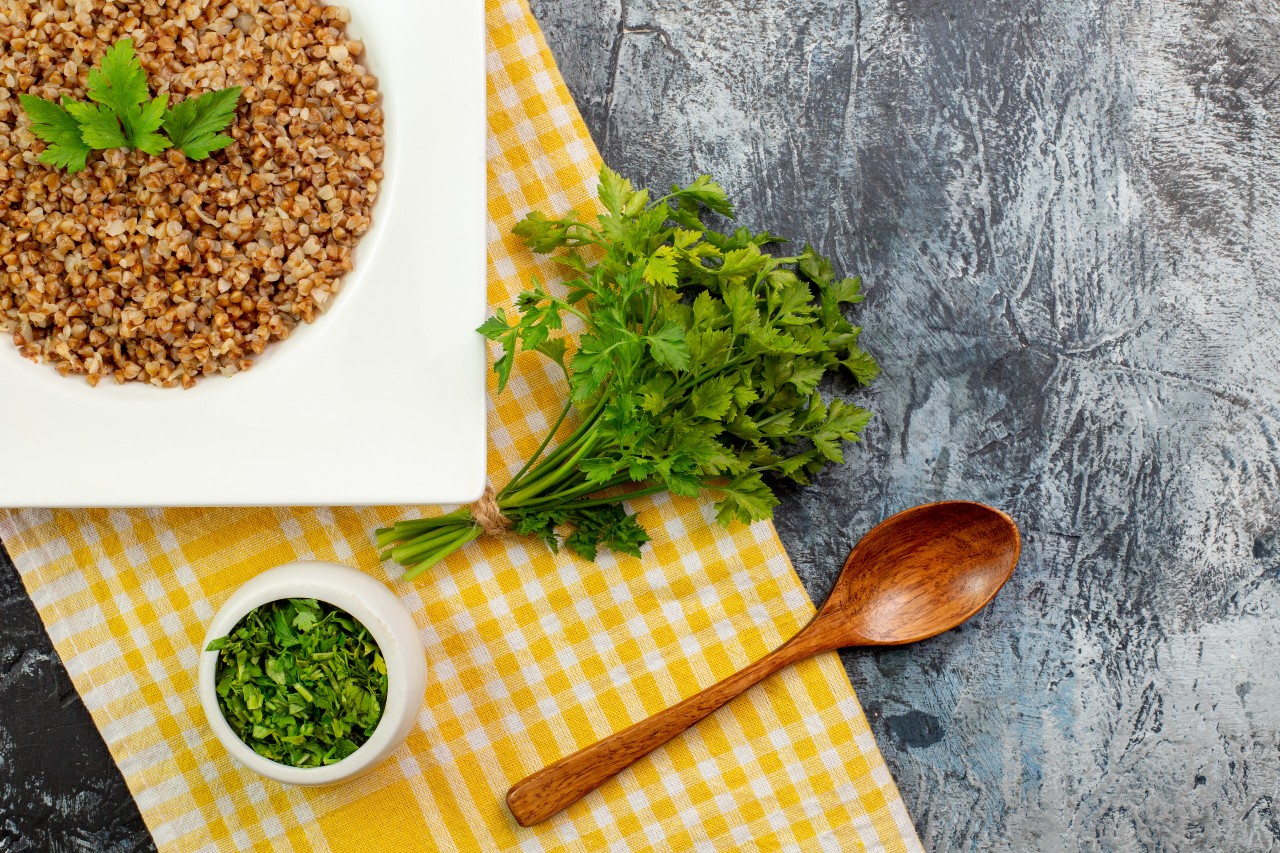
[530,1,1280,850]
[0,544,152,852]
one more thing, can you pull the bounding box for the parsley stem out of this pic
[512,448,588,499]
[386,523,469,564]
[401,526,482,581]
[507,473,630,510]
[500,394,608,500]
[503,429,602,507]
[551,300,595,332]
[498,396,575,500]
[375,510,470,547]
[529,482,669,513]
[566,219,605,243]
[388,508,471,530]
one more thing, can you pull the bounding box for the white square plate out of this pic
[0,0,487,508]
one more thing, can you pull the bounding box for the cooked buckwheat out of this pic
[0,0,384,387]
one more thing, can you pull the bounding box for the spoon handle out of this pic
[506,622,831,826]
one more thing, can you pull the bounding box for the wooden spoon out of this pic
[507,501,1020,827]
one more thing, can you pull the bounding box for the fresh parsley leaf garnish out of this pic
[86,38,150,121]
[19,38,240,172]
[129,94,173,156]
[205,598,388,768]
[378,166,880,576]
[63,101,130,150]
[80,39,171,154]
[162,87,242,160]
[17,95,91,173]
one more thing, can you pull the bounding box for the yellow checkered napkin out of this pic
[0,2,922,850]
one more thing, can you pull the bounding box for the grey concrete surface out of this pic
[528,1,1280,851]
[2,1,1278,851]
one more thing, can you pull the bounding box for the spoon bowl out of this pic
[507,501,1021,826]
[819,501,1020,646]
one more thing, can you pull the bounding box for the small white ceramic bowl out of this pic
[199,561,426,786]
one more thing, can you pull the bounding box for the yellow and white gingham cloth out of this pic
[0,2,923,850]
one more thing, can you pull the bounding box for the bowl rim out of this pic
[198,560,425,786]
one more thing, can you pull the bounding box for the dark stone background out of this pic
[0,543,150,852]
[3,1,1279,850]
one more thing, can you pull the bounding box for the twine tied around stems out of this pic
[469,484,514,537]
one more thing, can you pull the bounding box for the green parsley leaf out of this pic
[786,361,826,395]
[715,473,782,526]
[292,607,318,633]
[642,246,678,288]
[162,86,241,159]
[86,39,149,124]
[674,174,735,218]
[18,95,91,172]
[598,165,635,215]
[829,276,864,305]
[841,348,881,385]
[690,374,738,421]
[478,308,518,392]
[63,101,130,150]
[512,210,574,253]
[128,94,172,155]
[646,321,691,371]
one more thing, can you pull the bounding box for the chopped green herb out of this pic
[206,598,388,768]
[19,38,241,173]
[378,165,879,576]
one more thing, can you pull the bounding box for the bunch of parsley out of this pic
[378,167,879,579]
[19,38,241,174]
[206,599,388,768]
